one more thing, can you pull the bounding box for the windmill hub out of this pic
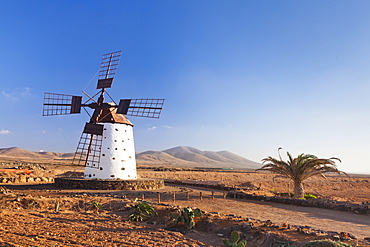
[43,51,165,182]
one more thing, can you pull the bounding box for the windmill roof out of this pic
[97,107,133,126]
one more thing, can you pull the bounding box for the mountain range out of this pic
[0,146,261,169]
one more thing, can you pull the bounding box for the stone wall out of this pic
[231,191,370,215]
[55,177,164,190]
[164,179,370,215]
[0,176,54,183]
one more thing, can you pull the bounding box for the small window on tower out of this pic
[121,160,125,162]
[89,174,92,177]
[128,138,130,140]
[124,149,126,151]
[115,148,117,150]
[129,156,132,159]
[110,175,115,178]
[122,140,124,142]
[104,128,107,130]
[115,128,118,131]
[128,175,130,178]
[102,154,105,156]
[112,157,115,160]
[114,140,117,142]
[121,167,125,170]
[107,147,110,149]
[100,167,103,170]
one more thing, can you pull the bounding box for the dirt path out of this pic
[168,186,370,240]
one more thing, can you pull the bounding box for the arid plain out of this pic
[0,147,370,246]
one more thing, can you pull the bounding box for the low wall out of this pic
[164,179,370,215]
[55,177,164,190]
[0,176,54,183]
[231,191,370,215]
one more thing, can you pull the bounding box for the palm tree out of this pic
[258,150,346,199]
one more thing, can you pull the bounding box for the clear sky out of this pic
[1,1,370,174]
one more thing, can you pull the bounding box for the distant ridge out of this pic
[0,146,261,169]
[0,147,74,161]
[138,146,261,169]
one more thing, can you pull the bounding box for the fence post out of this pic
[186,191,190,201]
[234,190,237,199]
[223,191,226,199]
[211,191,214,199]
[172,192,176,202]
[200,192,202,201]
[157,192,161,203]
[141,194,145,201]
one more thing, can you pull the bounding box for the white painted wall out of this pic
[84,123,137,179]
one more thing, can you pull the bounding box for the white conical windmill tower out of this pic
[43,51,164,180]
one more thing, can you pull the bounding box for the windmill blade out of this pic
[117,99,165,118]
[72,130,103,168]
[97,51,122,89]
[43,92,82,116]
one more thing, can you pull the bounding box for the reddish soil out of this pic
[0,165,369,246]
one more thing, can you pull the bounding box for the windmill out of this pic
[43,51,164,180]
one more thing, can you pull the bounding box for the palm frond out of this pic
[259,151,346,183]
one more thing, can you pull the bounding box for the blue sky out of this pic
[1,1,370,173]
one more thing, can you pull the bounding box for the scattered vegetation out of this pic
[301,239,353,247]
[258,148,346,198]
[128,201,157,222]
[21,198,41,209]
[304,194,317,199]
[91,201,102,213]
[170,207,202,229]
[288,193,318,199]
[222,230,246,247]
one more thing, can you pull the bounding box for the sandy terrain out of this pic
[0,164,369,246]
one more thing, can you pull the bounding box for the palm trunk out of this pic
[293,181,304,199]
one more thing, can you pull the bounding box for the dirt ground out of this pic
[0,165,370,246]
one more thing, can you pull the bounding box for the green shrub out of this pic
[91,201,102,213]
[304,194,317,199]
[170,207,202,229]
[302,239,352,247]
[129,201,157,221]
[289,193,318,199]
[222,231,246,247]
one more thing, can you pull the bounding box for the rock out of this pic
[19,175,27,183]
[332,234,340,240]
[339,232,351,240]
[348,233,357,239]
[281,222,288,228]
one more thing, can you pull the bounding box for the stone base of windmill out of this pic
[54,177,164,190]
